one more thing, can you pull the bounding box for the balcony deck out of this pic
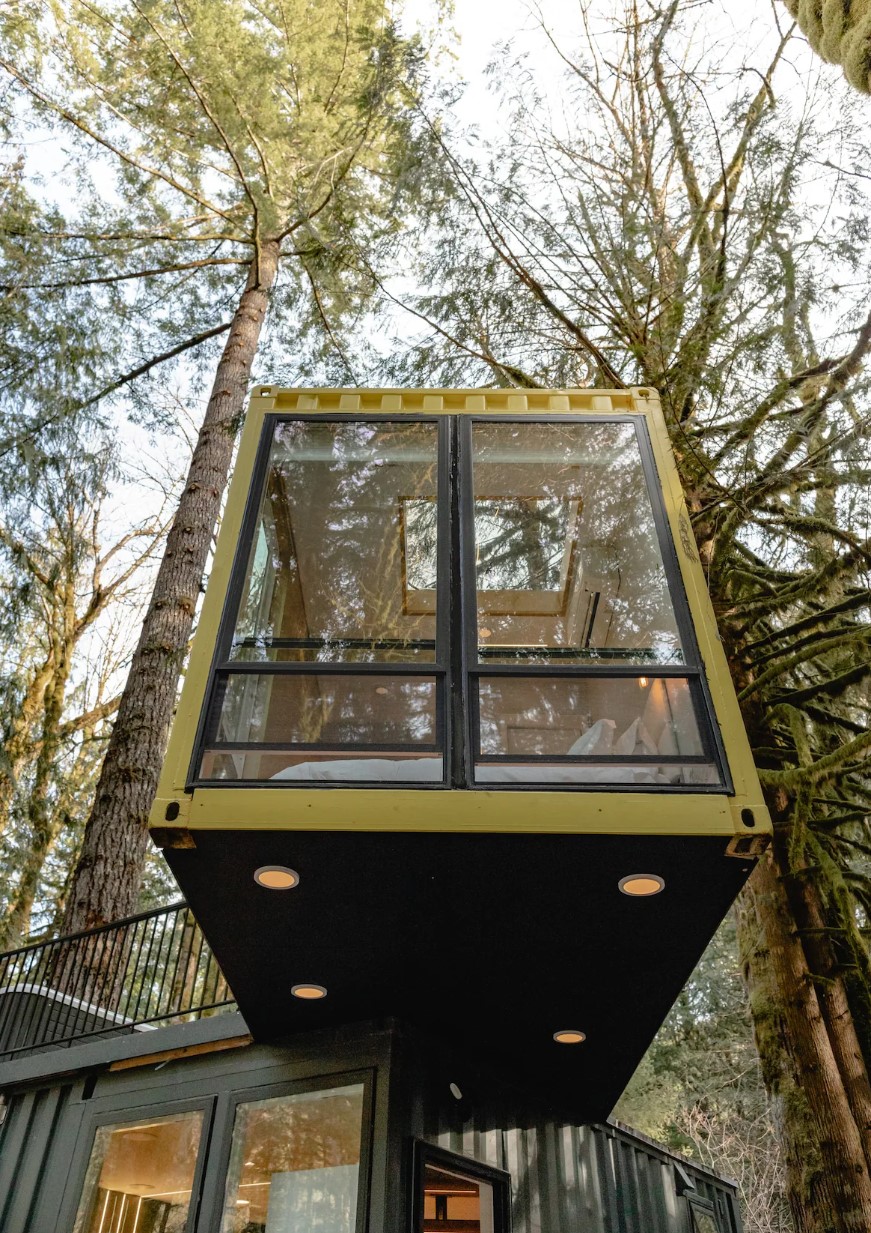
[0,902,235,1061]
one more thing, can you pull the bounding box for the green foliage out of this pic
[0,0,437,443]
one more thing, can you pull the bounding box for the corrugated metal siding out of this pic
[423,1109,741,1233]
[0,1083,75,1233]
[0,1026,742,1233]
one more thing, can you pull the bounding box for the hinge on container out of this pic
[150,826,196,850]
[725,833,770,859]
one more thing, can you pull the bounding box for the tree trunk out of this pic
[738,845,871,1232]
[62,241,280,933]
[0,645,71,948]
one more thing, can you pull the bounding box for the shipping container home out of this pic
[147,387,770,1118]
[0,1007,743,1233]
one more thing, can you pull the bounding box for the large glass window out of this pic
[220,1083,366,1233]
[470,421,681,663]
[195,414,725,790]
[199,419,444,782]
[73,1109,204,1233]
[467,419,720,786]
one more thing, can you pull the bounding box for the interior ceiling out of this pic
[166,831,752,1121]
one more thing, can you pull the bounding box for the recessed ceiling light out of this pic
[374,686,389,695]
[619,873,665,897]
[291,983,327,1000]
[253,866,299,890]
[479,628,492,638]
[553,1029,586,1044]
[638,676,649,687]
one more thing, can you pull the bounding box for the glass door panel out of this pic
[231,420,440,661]
[73,1109,204,1233]
[219,1083,366,1232]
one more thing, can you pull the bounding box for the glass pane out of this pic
[471,422,683,664]
[74,1109,203,1233]
[690,1206,721,1233]
[231,421,439,663]
[476,676,721,785]
[221,1083,365,1233]
[423,1162,495,1233]
[200,673,441,781]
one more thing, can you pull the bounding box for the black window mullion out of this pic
[453,416,476,788]
[436,416,451,783]
[213,661,446,676]
[468,665,703,679]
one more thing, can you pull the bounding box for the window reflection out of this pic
[232,421,439,662]
[74,1109,203,1233]
[471,422,683,664]
[221,1083,365,1233]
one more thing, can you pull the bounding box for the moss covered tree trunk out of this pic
[739,818,871,1231]
[62,242,280,933]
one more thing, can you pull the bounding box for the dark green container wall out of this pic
[0,1083,81,1233]
[421,1114,741,1233]
[0,1019,742,1233]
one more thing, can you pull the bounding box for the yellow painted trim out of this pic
[151,387,772,841]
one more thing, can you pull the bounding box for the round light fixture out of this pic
[253,866,299,890]
[374,686,389,696]
[479,628,492,638]
[291,983,327,1000]
[553,1029,586,1045]
[618,873,665,897]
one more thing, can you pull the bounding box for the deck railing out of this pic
[0,901,236,1060]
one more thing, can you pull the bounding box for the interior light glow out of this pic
[253,866,299,890]
[291,983,327,1000]
[619,873,665,897]
[553,1029,586,1044]
[374,686,389,695]
[639,676,649,687]
[479,628,492,638]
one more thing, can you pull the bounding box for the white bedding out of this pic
[270,757,673,784]
[268,714,682,783]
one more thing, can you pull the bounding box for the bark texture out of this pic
[62,241,280,933]
[738,844,871,1232]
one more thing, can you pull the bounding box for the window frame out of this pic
[411,1139,512,1233]
[60,1094,217,1233]
[62,1070,376,1233]
[189,413,451,789]
[188,412,730,794]
[197,1068,375,1233]
[685,1192,725,1233]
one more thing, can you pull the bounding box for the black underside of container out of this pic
[165,830,750,1121]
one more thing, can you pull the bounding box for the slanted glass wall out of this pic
[199,419,445,782]
[467,421,715,786]
[195,414,724,788]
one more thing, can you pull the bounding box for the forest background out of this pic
[1,2,870,1231]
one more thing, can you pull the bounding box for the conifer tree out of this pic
[0,0,432,929]
[383,4,871,1226]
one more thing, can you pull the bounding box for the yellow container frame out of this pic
[150,387,771,844]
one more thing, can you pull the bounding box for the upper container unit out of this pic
[151,387,770,843]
